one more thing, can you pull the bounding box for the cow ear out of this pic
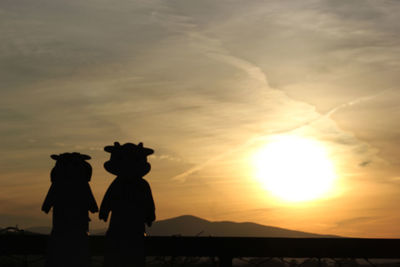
[144,148,154,156]
[105,141,120,152]
[81,154,91,160]
[104,146,114,153]
[138,142,154,156]
[51,154,59,160]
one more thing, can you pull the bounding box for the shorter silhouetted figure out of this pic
[99,142,156,267]
[42,152,98,267]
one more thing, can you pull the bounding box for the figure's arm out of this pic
[144,182,156,227]
[87,184,99,213]
[99,183,114,221]
[41,184,56,214]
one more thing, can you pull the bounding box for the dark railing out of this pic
[2,234,400,267]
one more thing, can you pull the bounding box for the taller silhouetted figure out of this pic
[42,152,98,267]
[100,142,156,267]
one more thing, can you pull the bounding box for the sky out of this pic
[1,0,400,238]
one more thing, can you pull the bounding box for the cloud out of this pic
[359,161,371,167]
[171,88,388,182]
[1,0,400,234]
[334,216,377,228]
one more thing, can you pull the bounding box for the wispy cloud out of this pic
[334,216,378,229]
[172,88,390,182]
[2,0,400,234]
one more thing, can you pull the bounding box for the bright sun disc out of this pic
[253,135,336,202]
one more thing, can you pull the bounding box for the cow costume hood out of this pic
[50,152,92,183]
[103,142,154,177]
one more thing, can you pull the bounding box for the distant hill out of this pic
[24,226,51,235]
[25,215,336,237]
[146,215,336,237]
[0,226,45,235]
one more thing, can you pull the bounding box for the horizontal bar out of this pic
[2,235,400,259]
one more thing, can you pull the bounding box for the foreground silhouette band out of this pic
[42,152,98,267]
[99,142,156,267]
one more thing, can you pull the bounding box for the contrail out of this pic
[172,88,392,182]
[170,27,393,182]
[324,89,392,118]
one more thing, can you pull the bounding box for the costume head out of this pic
[104,142,154,177]
[50,152,92,183]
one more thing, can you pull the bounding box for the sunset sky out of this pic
[2,0,400,238]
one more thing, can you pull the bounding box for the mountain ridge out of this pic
[145,215,337,237]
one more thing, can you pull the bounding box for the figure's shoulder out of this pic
[140,178,151,188]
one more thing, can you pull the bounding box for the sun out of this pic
[253,135,336,202]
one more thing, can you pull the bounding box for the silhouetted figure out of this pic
[42,152,98,267]
[99,142,156,267]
